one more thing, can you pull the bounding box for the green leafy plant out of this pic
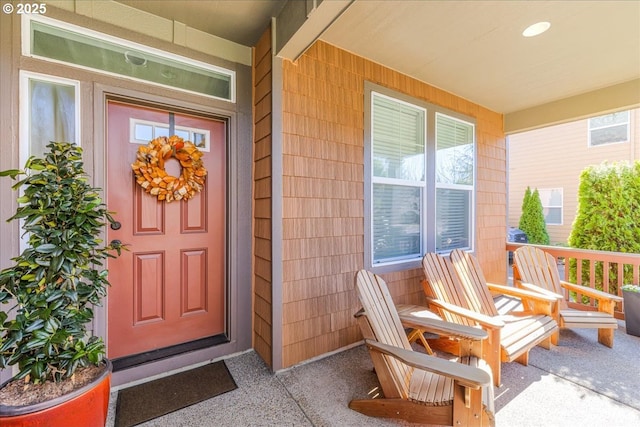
[622,284,640,293]
[0,142,122,384]
[568,162,640,295]
[519,186,550,245]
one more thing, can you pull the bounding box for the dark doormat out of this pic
[115,361,237,427]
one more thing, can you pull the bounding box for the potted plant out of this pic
[0,142,122,426]
[621,284,640,337]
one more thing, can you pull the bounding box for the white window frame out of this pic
[588,110,630,147]
[538,188,563,226]
[365,84,476,272]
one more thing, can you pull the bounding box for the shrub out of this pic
[0,142,121,383]
[568,161,640,294]
[519,186,550,245]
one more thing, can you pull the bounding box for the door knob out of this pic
[110,239,122,247]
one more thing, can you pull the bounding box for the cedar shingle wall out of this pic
[253,27,272,366]
[280,41,505,367]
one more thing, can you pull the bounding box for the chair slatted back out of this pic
[450,249,499,317]
[513,246,566,309]
[355,270,413,399]
[421,253,476,327]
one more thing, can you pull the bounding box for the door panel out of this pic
[106,101,226,359]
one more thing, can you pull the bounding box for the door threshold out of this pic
[111,335,229,372]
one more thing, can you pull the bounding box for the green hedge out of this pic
[568,161,640,294]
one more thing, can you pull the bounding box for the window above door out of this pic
[23,15,235,102]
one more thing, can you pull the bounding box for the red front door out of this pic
[106,100,226,359]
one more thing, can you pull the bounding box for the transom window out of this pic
[23,15,235,102]
[588,111,630,146]
[366,86,476,270]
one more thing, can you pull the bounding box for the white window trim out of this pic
[21,14,236,103]
[365,84,476,273]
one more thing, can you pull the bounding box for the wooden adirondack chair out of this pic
[421,251,558,387]
[513,245,623,348]
[352,270,495,426]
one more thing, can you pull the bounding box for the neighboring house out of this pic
[508,109,640,244]
[0,1,637,388]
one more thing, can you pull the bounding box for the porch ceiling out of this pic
[115,0,640,133]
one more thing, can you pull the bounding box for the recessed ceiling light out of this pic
[522,21,551,37]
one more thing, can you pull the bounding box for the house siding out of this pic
[278,41,506,367]
[253,27,273,366]
[508,108,640,244]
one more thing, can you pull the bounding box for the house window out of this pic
[435,113,475,252]
[588,111,630,146]
[129,119,211,151]
[19,71,80,251]
[366,86,475,269]
[538,188,563,225]
[19,71,80,163]
[23,15,235,102]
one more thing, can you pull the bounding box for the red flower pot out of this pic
[0,360,111,427]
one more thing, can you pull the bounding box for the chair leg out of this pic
[537,335,552,350]
[483,330,501,387]
[406,328,434,354]
[452,385,490,427]
[598,328,614,348]
[349,398,452,425]
[514,350,529,366]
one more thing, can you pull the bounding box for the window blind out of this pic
[371,94,425,263]
[435,114,474,252]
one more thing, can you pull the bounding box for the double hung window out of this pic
[435,113,475,252]
[366,86,475,270]
[588,111,630,146]
[538,188,563,225]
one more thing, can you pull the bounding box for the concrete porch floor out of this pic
[106,322,640,426]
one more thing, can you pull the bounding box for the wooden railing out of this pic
[506,243,640,320]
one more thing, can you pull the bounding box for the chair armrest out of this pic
[487,283,558,303]
[426,297,505,329]
[517,282,564,300]
[397,312,488,342]
[364,339,491,389]
[488,283,558,316]
[559,280,624,303]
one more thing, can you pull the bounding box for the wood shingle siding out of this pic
[277,41,505,367]
[252,26,273,366]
